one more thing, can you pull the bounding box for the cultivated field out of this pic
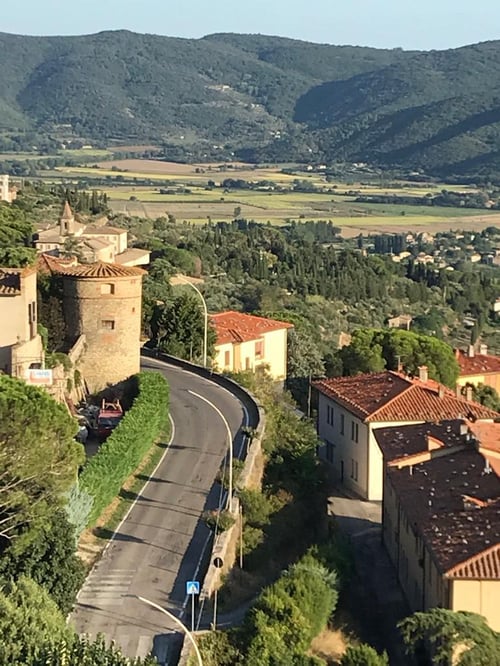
[45,158,500,235]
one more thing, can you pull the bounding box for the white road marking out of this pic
[75,413,175,604]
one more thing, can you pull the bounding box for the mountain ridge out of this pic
[1,30,500,176]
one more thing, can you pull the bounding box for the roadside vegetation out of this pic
[0,370,169,665]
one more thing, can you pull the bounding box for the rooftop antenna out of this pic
[483,458,492,475]
[396,355,402,373]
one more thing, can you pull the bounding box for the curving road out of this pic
[71,358,249,664]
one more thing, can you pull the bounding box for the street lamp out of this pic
[136,595,203,666]
[188,390,234,512]
[172,275,208,368]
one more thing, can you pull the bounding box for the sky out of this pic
[1,0,499,51]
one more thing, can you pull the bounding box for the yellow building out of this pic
[456,344,500,393]
[377,421,500,631]
[0,265,44,379]
[210,311,293,381]
[314,368,498,500]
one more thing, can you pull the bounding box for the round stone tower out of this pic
[60,262,145,392]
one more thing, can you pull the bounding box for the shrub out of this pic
[65,484,94,539]
[203,509,235,533]
[80,371,169,525]
[239,489,273,526]
[0,510,86,615]
[340,644,389,666]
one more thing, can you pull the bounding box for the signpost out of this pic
[186,580,200,632]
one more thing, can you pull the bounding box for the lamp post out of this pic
[173,276,208,368]
[136,595,203,666]
[188,390,233,512]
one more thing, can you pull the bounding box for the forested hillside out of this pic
[2,30,500,175]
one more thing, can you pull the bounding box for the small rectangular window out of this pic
[101,320,115,330]
[224,350,230,366]
[340,413,345,435]
[101,283,115,295]
[255,339,264,359]
[351,421,359,443]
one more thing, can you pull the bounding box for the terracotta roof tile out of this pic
[456,349,500,376]
[83,224,127,236]
[314,371,499,423]
[388,448,500,576]
[56,261,145,278]
[211,311,293,345]
[375,420,466,464]
[36,253,78,274]
[446,544,500,579]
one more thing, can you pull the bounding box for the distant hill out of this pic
[1,30,500,176]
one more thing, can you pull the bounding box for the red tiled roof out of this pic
[388,449,500,576]
[446,544,500,579]
[36,253,78,275]
[314,371,499,423]
[83,224,126,236]
[456,349,500,376]
[210,311,293,346]
[56,261,145,278]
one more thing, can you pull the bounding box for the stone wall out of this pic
[63,275,142,392]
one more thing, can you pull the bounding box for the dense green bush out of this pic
[35,635,158,666]
[80,371,170,525]
[0,510,86,615]
[340,644,389,666]
[243,551,338,665]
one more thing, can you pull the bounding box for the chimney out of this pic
[465,385,473,402]
[460,422,468,436]
[418,365,428,382]
[456,385,463,399]
[468,345,475,358]
[438,385,445,399]
[479,343,488,356]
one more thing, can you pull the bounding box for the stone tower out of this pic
[59,201,76,236]
[60,261,145,392]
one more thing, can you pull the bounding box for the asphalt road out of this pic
[71,358,249,664]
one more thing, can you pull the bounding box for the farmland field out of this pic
[38,157,500,235]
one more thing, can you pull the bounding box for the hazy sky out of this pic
[1,0,499,50]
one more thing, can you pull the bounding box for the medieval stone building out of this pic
[59,261,145,392]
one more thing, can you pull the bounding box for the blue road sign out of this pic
[186,580,200,595]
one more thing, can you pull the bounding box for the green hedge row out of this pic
[80,371,170,526]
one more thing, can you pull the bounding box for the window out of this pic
[101,283,115,295]
[326,440,334,463]
[101,320,115,330]
[351,420,359,443]
[255,339,264,359]
[224,350,230,366]
[340,413,345,435]
[326,404,334,426]
[350,459,358,481]
[245,357,251,370]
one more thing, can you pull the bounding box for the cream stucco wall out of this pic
[213,327,289,380]
[383,473,449,613]
[317,392,421,500]
[457,372,500,393]
[383,472,500,631]
[451,579,500,632]
[0,270,41,375]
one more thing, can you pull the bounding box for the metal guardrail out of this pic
[140,348,261,431]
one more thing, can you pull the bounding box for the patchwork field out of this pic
[34,157,500,235]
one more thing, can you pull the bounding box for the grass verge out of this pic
[77,422,171,565]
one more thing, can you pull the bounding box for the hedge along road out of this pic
[71,358,250,664]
